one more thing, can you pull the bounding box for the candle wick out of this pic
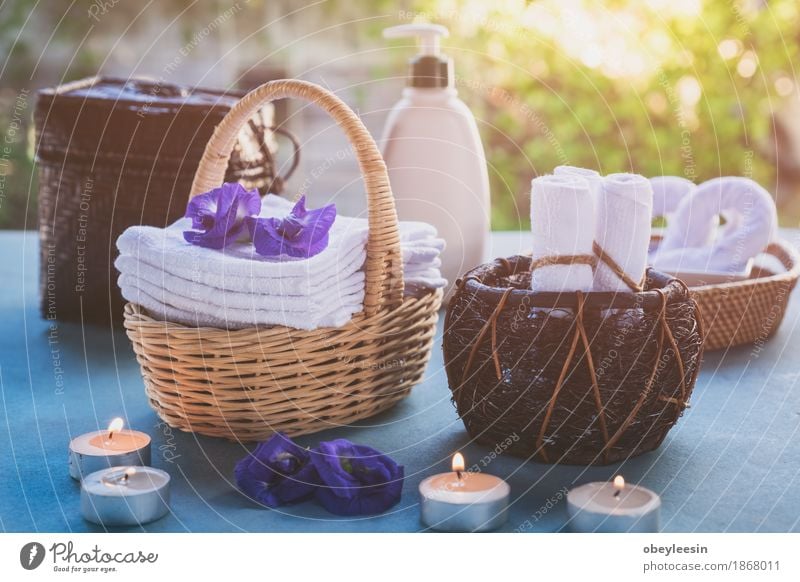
[456,470,463,481]
[613,489,621,498]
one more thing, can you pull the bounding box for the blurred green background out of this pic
[1,0,799,230]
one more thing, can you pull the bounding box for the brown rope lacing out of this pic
[593,241,644,292]
[457,242,693,463]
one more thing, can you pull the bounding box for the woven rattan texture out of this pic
[686,240,800,351]
[36,81,277,325]
[443,257,704,465]
[124,80,442,440]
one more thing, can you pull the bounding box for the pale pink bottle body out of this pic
[381,87,490,299]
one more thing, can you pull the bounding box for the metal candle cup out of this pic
[567,476,661,533]
[419,452,510,532]
[68,418,151,480]
[80,466,171,526]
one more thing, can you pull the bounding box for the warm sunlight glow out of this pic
[678,76,702,107]
[452,452,466,473]
[717,39,741,60]
[737,52,758,78]
[775,76,795,97]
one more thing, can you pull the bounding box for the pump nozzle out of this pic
[383,24,449,55]
[383,24,452,88]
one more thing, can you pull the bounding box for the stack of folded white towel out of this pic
[116,196,446,330]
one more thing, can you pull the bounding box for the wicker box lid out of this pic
[35,76,249,167]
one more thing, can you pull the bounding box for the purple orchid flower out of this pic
[183,182,261,249]
[234,433,320,508]
[247,196,336,259]
[310,438,404,516]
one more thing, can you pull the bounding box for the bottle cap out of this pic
[384,24,453,88]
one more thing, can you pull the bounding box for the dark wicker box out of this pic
[35,76,282,325]
[443,256,704,465]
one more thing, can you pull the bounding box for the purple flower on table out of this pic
[246,196,336,259]
[183,182,261,249]
[234,433,320,508]
[310,438,404,516]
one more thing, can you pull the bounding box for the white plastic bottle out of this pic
[381,24,490,299]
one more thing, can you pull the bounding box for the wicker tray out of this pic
[123,80,442,441]
[652,237,800,351]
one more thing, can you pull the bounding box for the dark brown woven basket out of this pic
[36,76,298,325]
[443,256,705,465]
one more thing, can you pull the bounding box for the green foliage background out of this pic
[394,0,800,229]
[1,0,798,230]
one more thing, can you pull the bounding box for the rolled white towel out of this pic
[530,174,595,293]
[650,175,696,220]
[649,175,719,252]
[554,165,603,200]
[593,173,653,293]
[652,176,777,273]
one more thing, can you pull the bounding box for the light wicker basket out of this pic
[123,80,442,441]
[651,236,800,351]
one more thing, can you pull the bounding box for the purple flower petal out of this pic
[310,439,404,516]
[183,183,261,249]
[234,433,320,508]
[249,196,336,259]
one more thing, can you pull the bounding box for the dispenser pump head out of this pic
[384,24,453,88]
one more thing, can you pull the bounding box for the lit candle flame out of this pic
[613,475,625,498]
[122,467,137,483]
[452,452,465,474]
[107,417,124,440]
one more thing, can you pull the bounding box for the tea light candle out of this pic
[419,452,510,532]
[81,466,171,526]
[68,418,151,480]
[567,475,661,532]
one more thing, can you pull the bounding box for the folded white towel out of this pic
[593,173,653,293]
[530,174,596,293]
[121,281,361,330]
[118,264,365,312]
[652,176,777,273]
[117,195,440,282]
[115,242,366,297]
[116,195,446,330]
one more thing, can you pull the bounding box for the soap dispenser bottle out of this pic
[381,24,490,298]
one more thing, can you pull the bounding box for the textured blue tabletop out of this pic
[2,230,800,533]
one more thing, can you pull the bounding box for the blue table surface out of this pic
[2,230,800,533]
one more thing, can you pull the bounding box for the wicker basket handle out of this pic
[190,79,403,315]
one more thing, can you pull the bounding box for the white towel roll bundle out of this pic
[593,173,653,293]
[554,165,603,200]
[530,174,596,293]
[652,176,777,273]
[650,175,696,220]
